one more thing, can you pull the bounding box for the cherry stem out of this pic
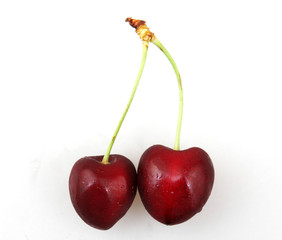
[102,41,149,164]
[151,37,183,151]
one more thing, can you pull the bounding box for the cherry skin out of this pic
[69,155,137,230]
[138,145,214,225]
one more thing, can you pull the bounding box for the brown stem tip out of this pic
[126,17,154,41]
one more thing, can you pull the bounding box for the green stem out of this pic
[151,37,183,151]
[102,41,149,164]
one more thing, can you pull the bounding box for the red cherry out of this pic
[138,145,214,225]
[68,37,148,230]
[69,155,137,230]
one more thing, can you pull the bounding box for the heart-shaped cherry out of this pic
[69,155,137,230]
[138,145,214,225]
[126,18,215,226]
[69,39,149,230]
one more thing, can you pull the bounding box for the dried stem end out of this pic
[125,17,154,41]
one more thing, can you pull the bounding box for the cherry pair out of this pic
[69,18,214,230]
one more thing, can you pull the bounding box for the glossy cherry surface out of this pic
[138,145,214,225]
[69,155,137,230]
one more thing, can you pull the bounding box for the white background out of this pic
[1,0,282,239]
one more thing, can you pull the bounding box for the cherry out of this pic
[126,18,215,225]
[69,155,136,230]
[138,145,214,225]
[69,37,149,229]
